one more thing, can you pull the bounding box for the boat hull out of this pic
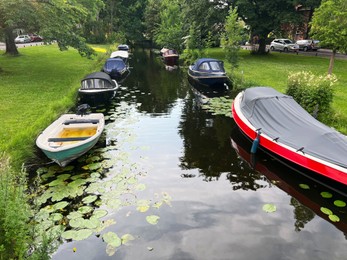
[36,113,105,167]
[232,89,347,186]
[188,67,230,88]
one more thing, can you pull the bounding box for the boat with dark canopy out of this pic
[232,86,347,186]
[188,58,231,88]
[102,58,129,81]
[78,72,119,103]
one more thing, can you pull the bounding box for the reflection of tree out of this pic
[178,87,267,190]
[122,49,186,114]
[291,198,315,232]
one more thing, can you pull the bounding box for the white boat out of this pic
[110,50,129,62]
[36,111,105,167]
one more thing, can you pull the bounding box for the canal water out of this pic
[48,49,347,260]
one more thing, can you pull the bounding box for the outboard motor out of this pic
[76,104,91,116]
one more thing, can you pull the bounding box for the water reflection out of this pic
[230,127,347,235]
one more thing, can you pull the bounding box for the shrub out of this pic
[0,154,31,259]
[286,71,337,120]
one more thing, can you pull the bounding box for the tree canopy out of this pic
[310,0,347,74]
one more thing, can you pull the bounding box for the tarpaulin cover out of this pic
[240,87,347,168]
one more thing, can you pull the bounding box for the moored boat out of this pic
[78,72,119,103]
[188,58,231,88]
[232,86,347,186]
[117,44,130,51]
[162,49,179,66]
[36,107,105,167]
[102,58,129,81]
[110,50,129,63]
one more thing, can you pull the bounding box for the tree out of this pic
[310,0,347,74]
[235,0,299,54]
[0,0,104,57]
[153,0,184,50]
[221,7,243,68]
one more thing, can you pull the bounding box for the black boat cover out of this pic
[240,87,347,169]
[82,72,113,84]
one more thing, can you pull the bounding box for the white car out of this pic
[15,35,31,44]
[270,39,299,52]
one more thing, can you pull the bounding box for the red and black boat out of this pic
[232,87,347,186]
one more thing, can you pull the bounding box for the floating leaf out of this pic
[334,200,346,207]
[67,211,83,220]
[135,183,146,191]
[73,229,93,241]
[53,201,69,210]
[262,204,277,213]
[82,195,98,204]
[321,192,333,199]
[299,184,310,190]
[78,206,93,214]
[320,207,333,215]
[146,215,160,225]
[329,214,340,222]
[137,200,150,213]
[106,244,116,256]
[69,218,85,228]
[61,230,75,240]
[121,234,135,245]
[92,209,108,219]
[103,232,122,247]
[50,213,63,222]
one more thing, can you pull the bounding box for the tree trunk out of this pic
[328,50,336,75]
[4,28,19,56]
[257,38,267,54]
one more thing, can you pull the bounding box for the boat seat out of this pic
[63,119,99,125]
[48,136,91,142]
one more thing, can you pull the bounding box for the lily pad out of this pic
[329,214,340,222]
[61,229,93,241]
[146,215,160,225]
[320,191,333,199]
[78,206,93,214]
[121,234,135,245]
[262,204,277,213]
[92,209,108,219]
[334,200,346,207]
[103,232,122,247]
[320,207,333,215]
[82,195,98,204]
[299,184,310,190]
[53,201,69,210]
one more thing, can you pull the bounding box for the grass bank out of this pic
[206,48,347,133]
[0,44,109,167]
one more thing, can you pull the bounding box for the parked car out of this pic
[270,39,299,52]
[296,39,319,51]
[28,33,43,42]
[15,35,31,44]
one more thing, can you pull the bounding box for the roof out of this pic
[191,58,224,71]
[240,87,347,168]
[82,72,113,84]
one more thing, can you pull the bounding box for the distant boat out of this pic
[36,105,105,167]
[110,50,129,63]
[102,58,129,80]
[232,86,347,186]
[78,72,119,103]
[162,49,179,66]
[117,44,130,51]
[188,58,231,88]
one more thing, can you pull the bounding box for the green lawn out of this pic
[0,44,108,165]
[207,48,347,133]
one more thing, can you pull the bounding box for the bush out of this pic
[286,71,337,120]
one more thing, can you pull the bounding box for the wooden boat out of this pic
[78,72,119,103]
[36,107,105,167]
[188,58,231,88]
[102,58,129,81]
[162,49,179,66]
[232,86,347,186]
